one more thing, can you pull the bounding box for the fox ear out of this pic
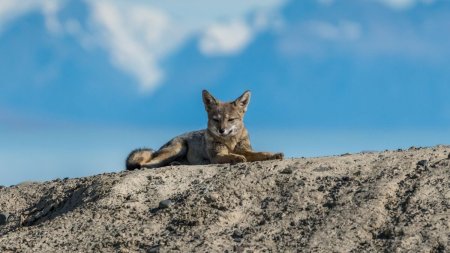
[202,90,218,111]
[234,90,251,111]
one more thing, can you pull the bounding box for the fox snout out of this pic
[217,125,236,136]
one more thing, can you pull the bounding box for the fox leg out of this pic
[141,139,187,169]
[235,150,284,162]
[234,138,284,162]
[207,143,247,164]
[212,153,247,164]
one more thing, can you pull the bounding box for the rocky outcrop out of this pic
[1,146,449,252]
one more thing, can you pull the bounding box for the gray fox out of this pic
[126,90,284,170]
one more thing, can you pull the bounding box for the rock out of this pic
[204,192,219,203]
[323,201,336,209]
[231,230,244,242]
[159,199,173,209]
[0,145,449,252]
[280,167,293,174]
[314,165,333,172]
[417,160,428,167]
[341,176,350,182]
[16,181,39,187]
[147,245,160,253]
[0,212,10,225]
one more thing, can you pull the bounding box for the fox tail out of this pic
[125,148,154,170]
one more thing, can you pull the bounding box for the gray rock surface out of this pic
[0,146,449,252]
[0,212,9,225]
[158,199,173,209]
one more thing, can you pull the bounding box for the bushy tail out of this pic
[126,148,154,170]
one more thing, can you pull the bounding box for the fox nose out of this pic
[219,128,225,134]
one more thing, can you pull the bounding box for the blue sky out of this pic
[1,0,450,185]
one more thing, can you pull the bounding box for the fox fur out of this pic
[126,90,284,170]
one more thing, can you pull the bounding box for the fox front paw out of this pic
[230,154,247,164]
[213,154,247,165]
[271,153,284,160]
[232,155,247,164]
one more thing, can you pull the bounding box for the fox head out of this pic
[202,90,251,138]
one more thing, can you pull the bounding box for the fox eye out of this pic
[228,118,237,122]
[212,118,219,122]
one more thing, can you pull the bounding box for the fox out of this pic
[125,90,284,170]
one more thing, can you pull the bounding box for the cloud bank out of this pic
[0,0,441,92]
[0,0,287,92]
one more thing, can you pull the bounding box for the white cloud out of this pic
[84,0,286,92]
[377,0,435,10]
[41,0,62,34]
[88,1,177,92]
[0,0,287,92]
[0,1,33,29]
[277,13,450,63]
[199,20,252,56]
[0,0,64,33]
[196,7,284,56]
